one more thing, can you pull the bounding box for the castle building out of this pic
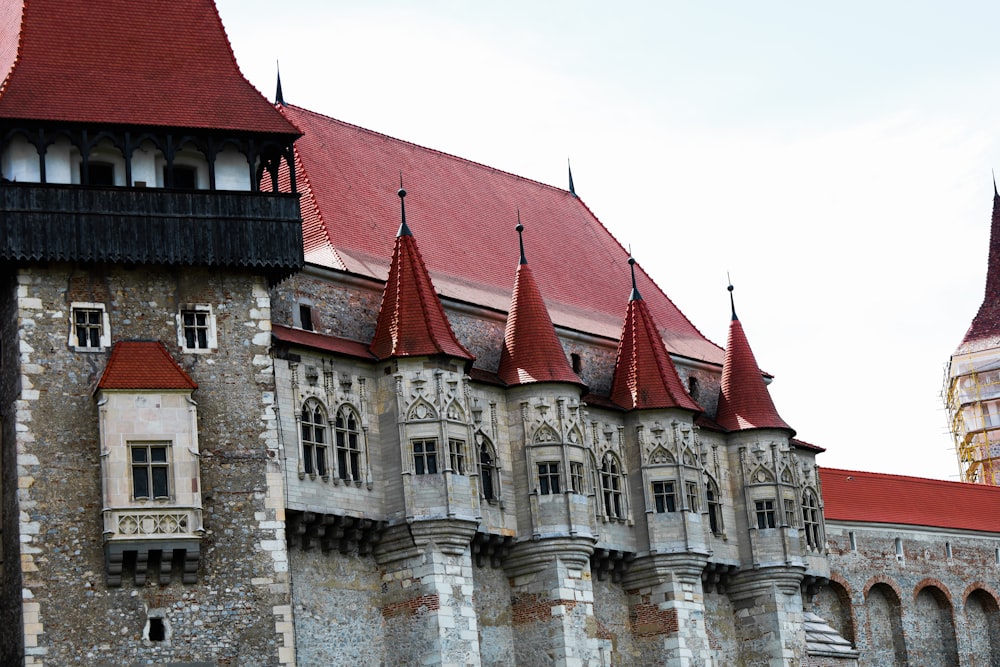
[1,1,999,666]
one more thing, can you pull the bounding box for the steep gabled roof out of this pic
[610,262,701,411]
[272,324,375,361]
[370,190,474,362]
[821,468,1000,533]
[275,103,723,366]
[497,226,583,387]
[958,188,1000,351]
[0,0,298,135]
[97,341,197,391]
[716,294,793,433]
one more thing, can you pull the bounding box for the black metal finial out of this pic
[994,169,998,198]
[397,174,411,237]
[628,255,641,301]
[516,212,527,265]
[568,158,577,197]
[275,61,285,105]
[727,276,737,321]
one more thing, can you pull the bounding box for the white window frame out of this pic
[69,302,111,351]
[129,441,172,501]
[176,304,217,352]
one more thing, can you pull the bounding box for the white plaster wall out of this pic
[44,137,73,184]
[215,146,251,191]
[2,134,39,182]
[131,144,159,187]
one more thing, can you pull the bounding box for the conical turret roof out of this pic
[0,0,298,135]
[958,186,1000,351]
[497,224,583,387]
[610,260,701,411]
[716,289,793,434]
[369,189,474,362]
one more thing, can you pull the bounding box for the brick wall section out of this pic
[628,593,680,637]
[510,593,578,625]
[381,593,442,619]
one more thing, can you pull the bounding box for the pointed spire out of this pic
[610,257,701,411]
[568,159,577,197]
[959,182,1000,348]
[275,61,285,105]
[516,213,526,265]
[715,284,793,433]
[398,175,412,237]
[369,187,474,363]
[498,222,584,387]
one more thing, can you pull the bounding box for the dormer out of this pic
[95,342,203,586]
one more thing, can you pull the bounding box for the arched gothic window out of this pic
[705,476,722,535]
[802,489,822,550]
[479,436,499,501]
[300,399,328,477]
[600,453,626,520]
[335,405,362,483]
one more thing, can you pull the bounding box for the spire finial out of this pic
[628,251,641,301]
[397,174,411,237]
[727,275,737,321]
[275,61,285,105]
[994,169,998,198]
[568,158,577,197]
[516,212,527,265]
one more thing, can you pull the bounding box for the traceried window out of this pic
[705,477,722,534]
[538,462,560,495]
[413,439,438,475]
[178,305,216,351]
[69,302,110,351]
[570,461,586,494]
[334,406,361,482]
[802,490,822,550]
[600,453,625,520]
[685,481,699,512]
[652,480,677,513]
[755,499,777,529]
[131,443,170,500]
[300,400,328,477]
[447,438,466,474]
[479,439,498,501]
[784,498,797,527]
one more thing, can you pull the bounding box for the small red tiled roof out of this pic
[97,342,197,391]
[716,313,793,434]
[370,206,474,362]
[0,0,298,135]
[276,103,723,366]
[958,190,1000,350]
[272,324,375,361]
[497,246,583,387]
[610,282,701,411]
[821,468,1000,533]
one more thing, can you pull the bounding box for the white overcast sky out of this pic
[216,0,1000,481]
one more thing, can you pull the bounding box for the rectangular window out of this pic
[570,461,586,494]
[685,481,699,512]
[131,443,170,500]
[182,310,209,349]
[447,438,466,474]
[755,499,776,529]
[538,462,560,495]
[784,498,797,527]
[413,439,438,475]
[652,481,677,513]
[299,304,314,331]
[69,303,110,351]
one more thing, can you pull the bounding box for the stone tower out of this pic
[0,1,303,664]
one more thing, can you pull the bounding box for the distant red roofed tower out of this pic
[945,183,1000,484]
[370,187,474,362]
[716,286,793,434]
[497,223,583,387]
[610,258,700,411]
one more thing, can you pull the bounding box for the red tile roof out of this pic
[716,311,793,434]
[0,0,298,135]
[277,103,723,367]
[821,467,1000,533]
[610,282,701,412]
[497,236,583,387]
[97,341,197,391]
[958,190,1000,349]
[369,199,474,362]
[272,324,375,361]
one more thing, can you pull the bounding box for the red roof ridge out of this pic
[0,1,25,99]
[610,288,701,411]
[96,341,197,391]
[821,467,966,485]
[497,242,584,387]
[716,313,793,434]
[289,140,346,270]
[369,204,474,362]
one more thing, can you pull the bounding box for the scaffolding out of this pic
[944,354,1000,485]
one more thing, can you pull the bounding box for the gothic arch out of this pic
[910,583,958,667]
[864,581,906,666]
